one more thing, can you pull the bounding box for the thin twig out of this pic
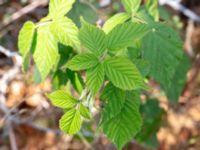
[77,132,93,150]
[159,0,200,23]
[7,120,18,150]
[0,46,22,93]
[184,20,195,58]
[0,46,19,58]
[0,46,22,150]
[0,0,48,32]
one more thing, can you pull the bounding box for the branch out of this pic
[0,0,48,32]
[0,46,19,58]
[0,46,22,94]
[0,45,23,150]
[159,0,200,23]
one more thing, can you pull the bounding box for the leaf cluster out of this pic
[18,0,190,149]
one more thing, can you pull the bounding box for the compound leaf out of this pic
[67,53,99,71]
[47,90,79,108]
[104,57,145,90]
[60,108,81,134]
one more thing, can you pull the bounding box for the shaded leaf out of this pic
[142,23,183,89]
[165,54,190,102]
[133,59,151,77]
[68,1,98,27]
[67,70,84,94]
[136,99,163,148]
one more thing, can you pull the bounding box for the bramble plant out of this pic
[18,0,190,149]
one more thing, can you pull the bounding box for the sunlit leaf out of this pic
[104,57,145,90]
[60,108,81,134]
[18,21,35,71]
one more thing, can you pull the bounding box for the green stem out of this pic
[79,89,88,101]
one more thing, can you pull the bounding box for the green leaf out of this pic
[47,90,79,108]
[133,59,151,77]
[52,69,68,90]
[55,44,73,69]
[107,22,150,51]
[18,21,35,71]
[146,0,159,21]
[33,24,59,80]
[68,1,98,27]
[33,65,42,84]
[142,23,183,89]
[132,8,155,24]
[100,83,126,122]
[59,108,81,134]
[101,91,142,150]
[86,63,105,95]
[80,103,91,119]
[165,54,190,102]
[136,99,163,148]
[67,53,99,71]
[67,70,84,94]
[50,17,80,50]
[126,47,150,77]
[103,13,130,34]
[49,0,75,19]
[79,18,107,56]
[122,0,141,14]
[127,47,141,59]
[104,57,145,90]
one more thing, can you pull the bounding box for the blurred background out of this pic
[0,0,200,150]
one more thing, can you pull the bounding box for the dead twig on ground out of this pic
[0,0,48,34]
[159,0,200,23]
[184,20,195,58]
[0,45,22,150]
